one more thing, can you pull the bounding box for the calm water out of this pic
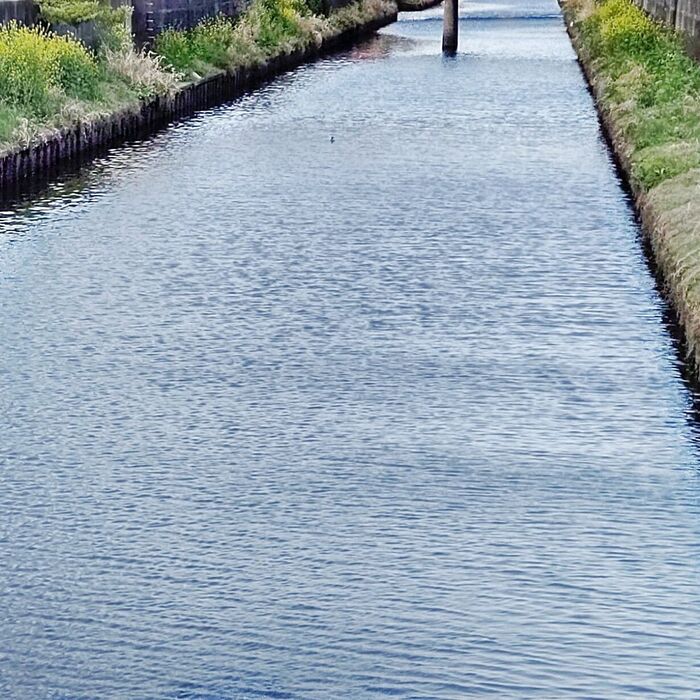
[3,1,700,697]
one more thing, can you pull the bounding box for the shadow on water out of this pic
[0,160,114,214]
[640,229,700,443]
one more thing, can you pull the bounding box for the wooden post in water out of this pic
[442,0,458,53]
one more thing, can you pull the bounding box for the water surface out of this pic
[3,1,700,697]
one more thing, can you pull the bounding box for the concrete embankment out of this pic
[561,0,700,375]
[0,4,397,196]
[0,0,36,25]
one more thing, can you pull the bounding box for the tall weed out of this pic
[575,0,700,188]
[0,23,99,116]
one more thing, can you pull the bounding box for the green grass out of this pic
[155,15,249,76]
[0,0,392,150]
[573,0,700,189]
[155,0,393,79]
[567,0,700,368]
[155,0,317,77]
[0,21,177,149]
[0,22,99,141]
[38,0,103,25]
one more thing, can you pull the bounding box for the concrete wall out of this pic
[635,0,700,56]
[0,0,38,26]
[675,0,700,54]
[132,0,250,42]
[637,0,676,24]
[131,0,352,44]
[0,0,248,42]
[52,19,105,49]
[1,0,354,45]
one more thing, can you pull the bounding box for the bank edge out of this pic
[0,1,397,195]
[562,0,700,380]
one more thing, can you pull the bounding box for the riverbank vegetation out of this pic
[570,0,700,189]
[0,0,391,151]
[0,18,177,149]
[565,0,700,367]
[155,0,392,79]
[38,0,127,28]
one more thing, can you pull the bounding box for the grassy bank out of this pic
[0,17,176,150]
[0,0,394,153]
[564,0,700,370]
[155,0,393,80]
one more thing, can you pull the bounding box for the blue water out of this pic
[2,1,700,697]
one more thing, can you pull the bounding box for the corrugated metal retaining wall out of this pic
[0,8,397,197]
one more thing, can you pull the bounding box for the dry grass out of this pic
[644,170,700,359]
[0,0,394,153]
[155,0,395,79]
[104,47,181,97]
[565,0,700,370]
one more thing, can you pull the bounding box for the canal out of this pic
[3,0,700,696]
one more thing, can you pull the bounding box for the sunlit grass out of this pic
[572,0,700,189]
[566,0,700,365]
[0,17,178,151]
[155,0,394,79]
[0,0,393,150]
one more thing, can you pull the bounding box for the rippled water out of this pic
[3,1,700,697]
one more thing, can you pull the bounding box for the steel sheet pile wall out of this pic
[0,9,397,196]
